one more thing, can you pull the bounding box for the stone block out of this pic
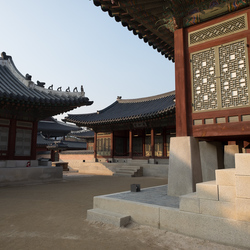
[200,199,236,219]
[168,136,202,197]
[179,192,200,213]
[235,153,250,176]
[199,141,224,182]
[93,196,160,228]
[218,185,236,202]
[236,198,250,222]
[235,175,250,199]
[216,169,236,186]
[159,206,250,249]
[224,145,239,169]
[196,181,218,200]
[87,208,131,227]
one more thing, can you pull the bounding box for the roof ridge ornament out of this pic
[25,74,32,81]
[1,51,11,60]
[37,80,45,88]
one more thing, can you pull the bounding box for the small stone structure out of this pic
[87,153,250,248]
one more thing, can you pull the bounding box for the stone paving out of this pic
[106,185,180,208]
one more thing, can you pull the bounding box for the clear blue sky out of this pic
[1,0,175,120]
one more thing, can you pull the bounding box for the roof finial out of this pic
[66,87,70,92]
[25,74,32,80]
[37,81,45,88]
[1,52,11,60]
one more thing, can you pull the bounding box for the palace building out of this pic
[0,52,92,183]
[65,91,175,163]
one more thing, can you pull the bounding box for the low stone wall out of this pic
[0,166,63,185]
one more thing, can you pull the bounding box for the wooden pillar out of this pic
[8,119,16,159]
[129,130,133,158]
[151,128,155,158]
[110,131,114,158]
[51,150,56,162]
[31,121,38,160]
[94,132,97,159]
[174,28,188,136]
[142,129,145,157]
[163,128,167,157]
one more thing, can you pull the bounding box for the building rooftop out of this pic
[93,0,248,61]
[65,91,175,127]
[0,52,93,120]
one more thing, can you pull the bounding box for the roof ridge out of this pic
[117,90,175,103]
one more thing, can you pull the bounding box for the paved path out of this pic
[0,174,241,250]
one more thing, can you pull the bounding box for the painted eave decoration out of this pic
[93,0,249,61]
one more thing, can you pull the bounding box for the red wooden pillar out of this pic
[8,119,16,159]
[110,131,114,158]
[151,128,155,158]
[142,129,145,157]
[94,132,97,159]
[174,28,188,137]
[163,128,167,157]
[31,121,38,160]
[129,130,133,158]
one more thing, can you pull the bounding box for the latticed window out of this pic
[15,129,32,156]
[97,133,111,156]
[0,127,9,151]
[191,39,249,112]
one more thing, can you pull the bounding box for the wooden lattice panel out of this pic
[189,14,247,47]
[219,40,249,108]
[191,48,218,111]
[191,39,249,112]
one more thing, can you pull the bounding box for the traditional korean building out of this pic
[0,51,92,180]
[86,1,250,247]
[65,91,175,163]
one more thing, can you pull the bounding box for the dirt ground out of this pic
[0,174,242,250]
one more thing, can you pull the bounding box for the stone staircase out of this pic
[113,165,143,177]
[180,154,250,222]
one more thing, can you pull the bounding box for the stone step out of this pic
[113,166,143,177]
[196,180,218,200]
[117,165,141,170]
[216,168,236,186]
[115,170,136,174]
[113,173,134,177]
[87,208,131,227]
[180,192,200,213]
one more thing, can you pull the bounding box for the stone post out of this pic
[199,141,224,182]
[168,136,202,197]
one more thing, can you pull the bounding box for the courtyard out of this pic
[0,174,242,250]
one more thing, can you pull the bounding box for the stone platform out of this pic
[88,180,250,249]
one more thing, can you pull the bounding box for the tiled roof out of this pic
[69,130,95,138]
[38,117,81,138]
[36,133,86,149]
[0,52,93,120]
[65,91,175,126]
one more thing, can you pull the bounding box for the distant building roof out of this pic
[65,91,175,127]
[69,130,95,138]
[38,117,81,138]
[36,133,86,150]
[0,52,93,120]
